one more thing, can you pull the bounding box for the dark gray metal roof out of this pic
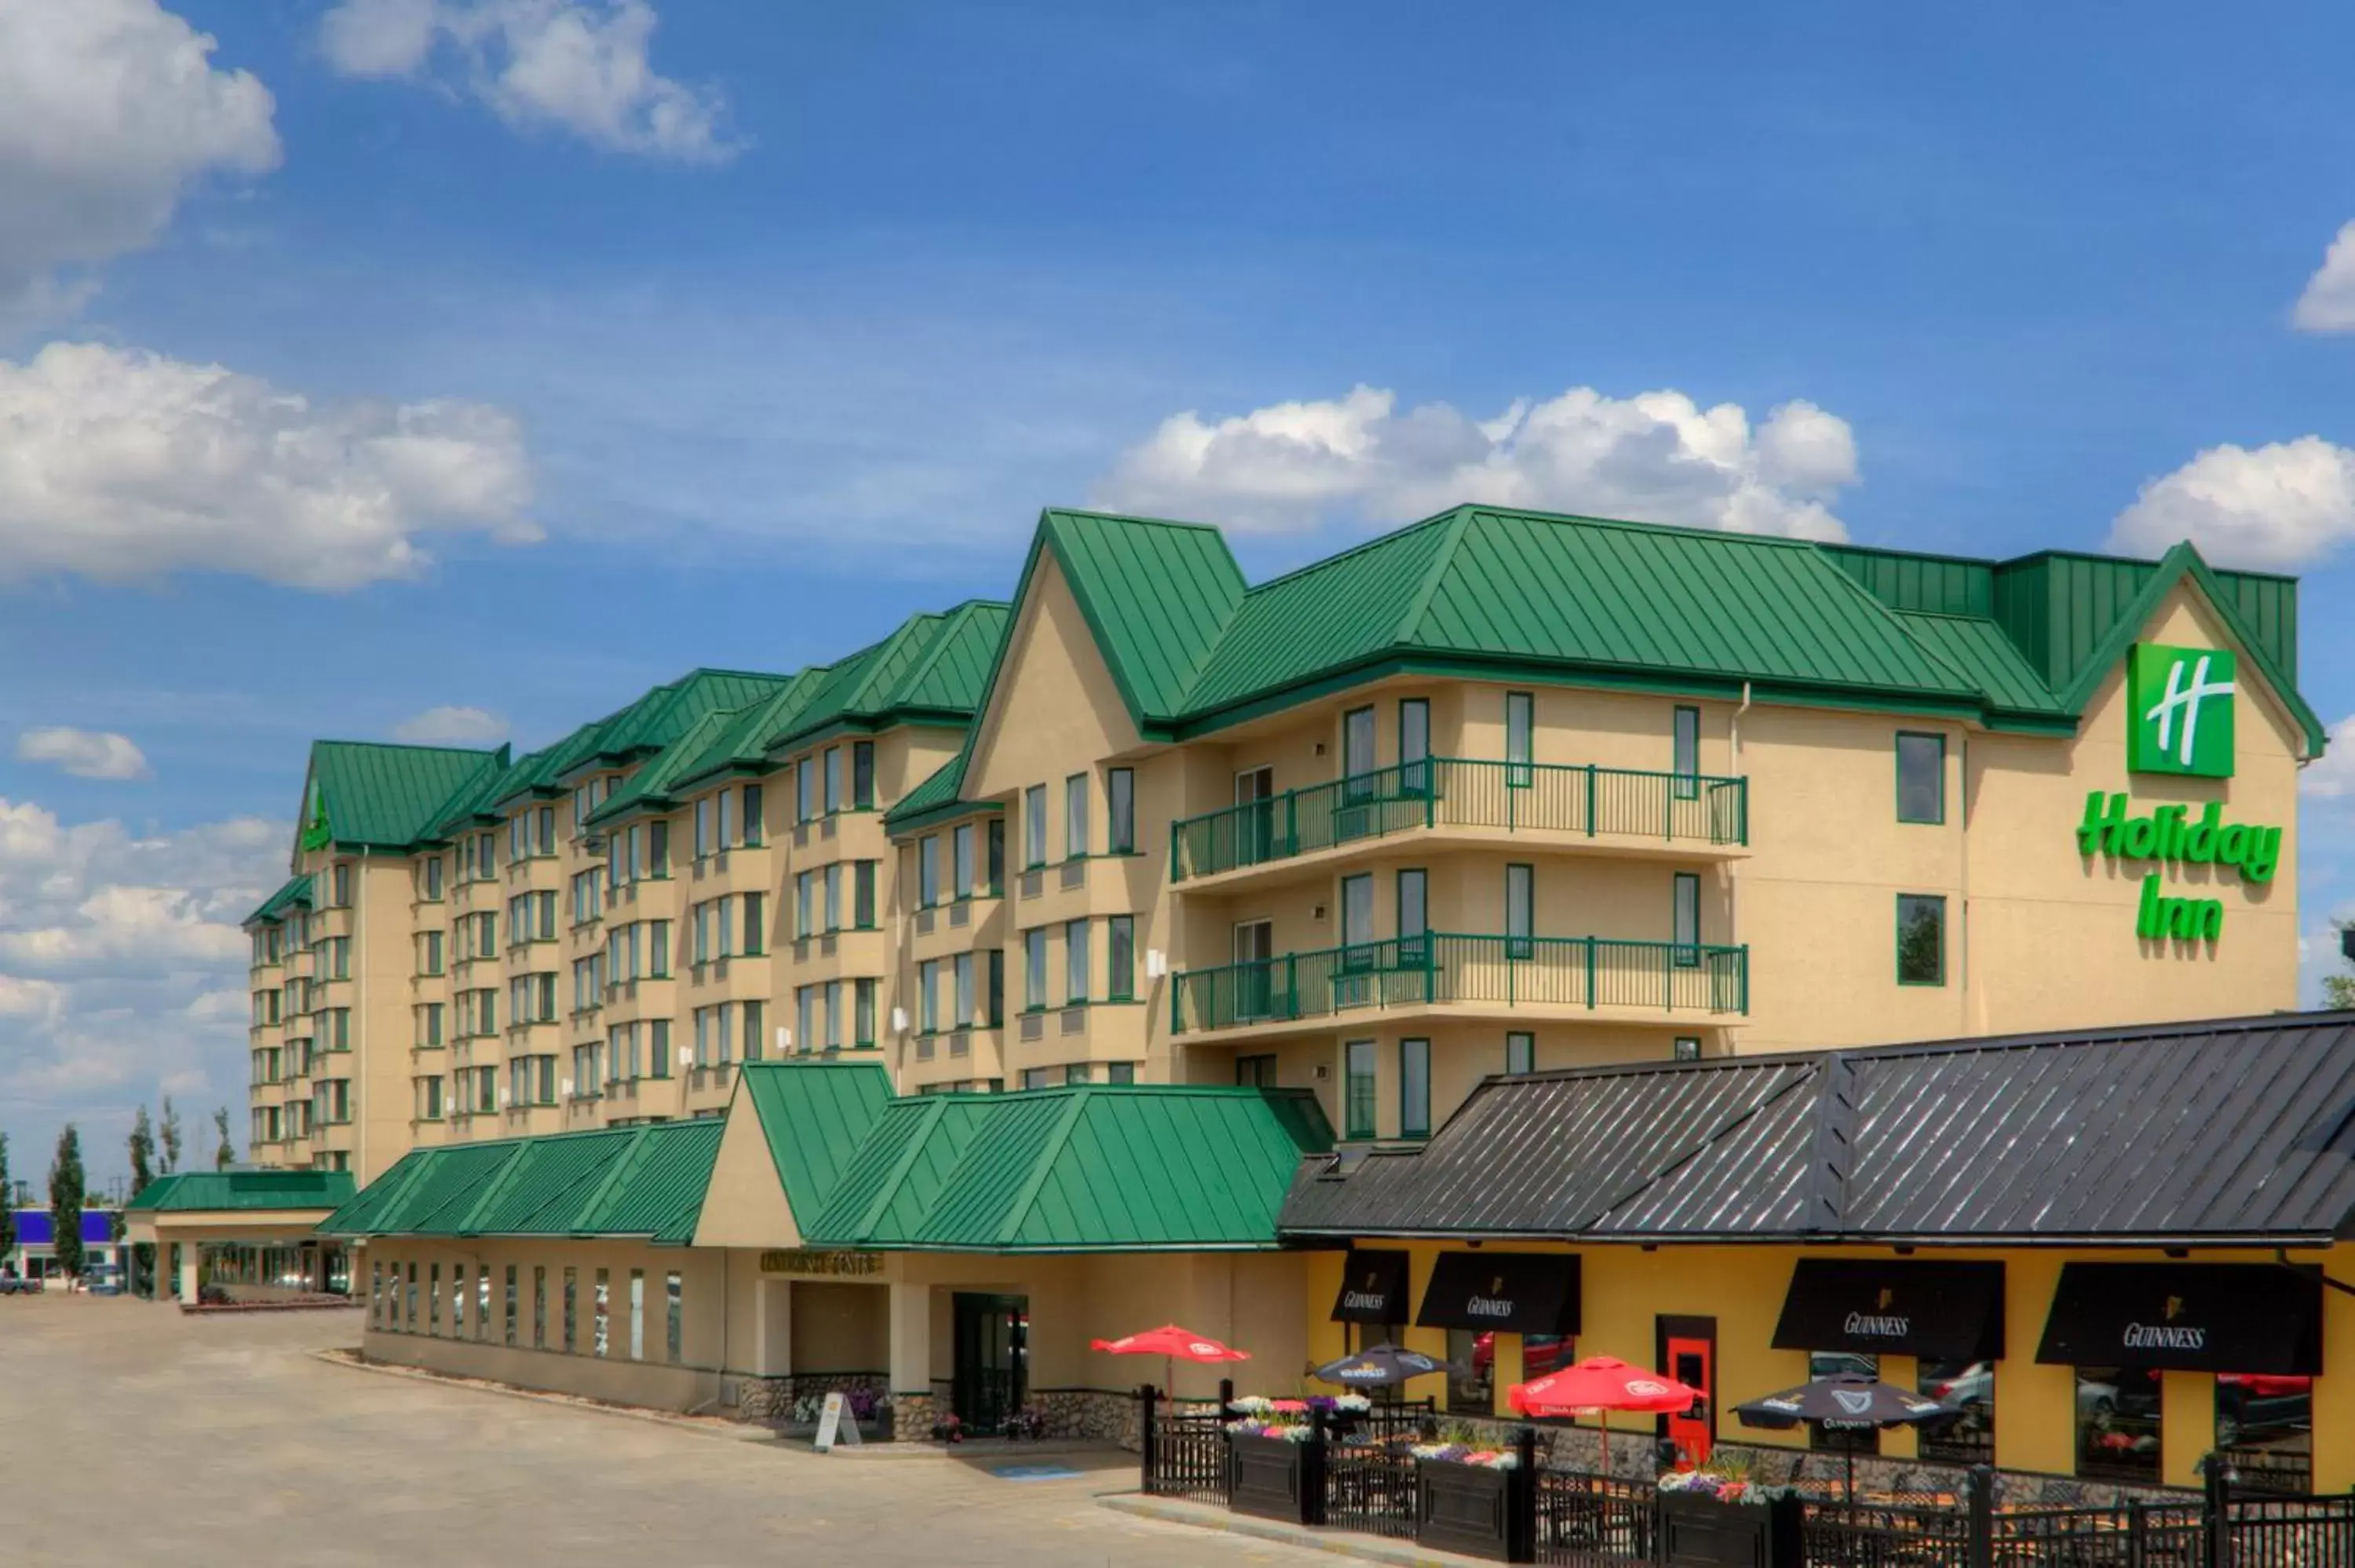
[1278,1012,2355,1247]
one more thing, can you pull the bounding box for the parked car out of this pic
[0,1272,42,1296]
[84,1264,124,1296]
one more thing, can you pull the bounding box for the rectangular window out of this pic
[593,1268,609,1358]
[1673,872,1700,967]
[1021,1067,1051,1091]
[919,961,940,1034]
[1505,693,1536,794]
[824,746,843,814]
[1397,868,1428,965]
[1342,706,1377,800]
[406,1262,417,1331]
[629,1269,645,1361]
[1345,1040,1378,1140]
[1506,1030,1535,1076]
[1064,773,1089,859]
[796,989,812,1055]
[796,760,816,823]
[1108,768,1135,854]
[823,863,842,931]
[919,837,940,907]
[333,862,352,908]
[820,985,838,1051]
[650,1018,670,1078]
[851,742,874,809]
[855,978,877,1047]
[1065,918,1090,1004]
[563,1267,577,1354]
[793,874,812,940]
[986,819,1004,892]
[1107,915,1135,1001]
[429,1263,442,1333]
[504,1264,517,1346]
[954,952,975,1027]
[1065,1063,1091,1086]
[742,891,765,955]
[853,861,876,928]
[1897,731,1946,825]
[649,819,670,876]
[2076,1367,2161,1485]
[1108,1062,1135,1085]
[1674,705,1701,798]
[741,784,763,846]
[1340,872,1375,952]
[666,1272,683,1364]
[1236,1054,1276,1088]
[1506,863,1534,959]
[952,822,974,898]
[1897,894,1947,986]
[533,1266,547,1349]
[451,1264,466,1333]
[422,857,444,900]
[1399,699,1430,793]
[1674,1036,1702,1062]
[1024,784,1047,868]
[985,951,1003,1027]
[1400,1037,1431,1139]
[648,919,670,978]
[1025,928,1048,1009]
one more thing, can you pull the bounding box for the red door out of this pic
[1662,1326,1715,1468]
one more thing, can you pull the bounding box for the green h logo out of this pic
[2129,644,2236,779]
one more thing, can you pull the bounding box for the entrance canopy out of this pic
[2035,1261,2323,1376]
[1329,1248,1410,1323]
[1772,1258,2005,1362]
[1415,1250,1579,1336]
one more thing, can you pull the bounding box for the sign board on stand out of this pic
[813,1391,863,1453]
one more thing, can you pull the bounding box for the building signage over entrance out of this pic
[2129,644,2236,779]
[758,1249,882,1277]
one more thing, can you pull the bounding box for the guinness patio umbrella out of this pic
[1734,1376,1949,1500]
[1313,1342,1470,1390]
[1091,1324,1251,1400]
[1509,1355,1702,1477]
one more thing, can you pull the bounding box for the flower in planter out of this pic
[1332,1395,1372,1414]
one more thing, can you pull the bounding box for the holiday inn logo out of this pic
[2129,644,2236,779]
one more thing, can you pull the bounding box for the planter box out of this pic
[1229,1434,1325,1526]
[1416,1459,1533,1563]
[1659,1490,1802,1568]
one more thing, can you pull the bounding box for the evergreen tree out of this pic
[49,1126,85,1282]
[159,1096,182,1174]
[212,1107,235,1171]
[127,1107,155,1198]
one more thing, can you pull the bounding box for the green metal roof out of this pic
[487,669,795,814]
[736,1059,896,1219]
[801,1085,1334,1253]
[125,1169,355,1214]
[1888,611,2070,720]
[319,1121,723,1245]
[1029,512,1246,722]
[305,742,509,851]
[244,874,315,928]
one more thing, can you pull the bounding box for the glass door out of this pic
[952,1293,1029,1434]
[1235,767,1276,866]
[1232,920,1275,1021]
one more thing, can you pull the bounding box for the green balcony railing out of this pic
[1169,758,1747,881]
[1169,932,1747,1034]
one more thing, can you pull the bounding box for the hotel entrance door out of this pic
[1657,1315,1717,1467]
[951,1293,1028,1435]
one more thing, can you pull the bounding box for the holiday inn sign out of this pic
[2075,643,2280,945]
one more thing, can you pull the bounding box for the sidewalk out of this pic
[1098,1493,1501,1568]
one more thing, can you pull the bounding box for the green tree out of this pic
[212,1107,235,1171]
[159,1096,182,1174]
[127,1107,155,1199]
[49,1126,85,1283]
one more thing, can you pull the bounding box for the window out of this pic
[420,930,444,975]
[919,961,940,1034]
[1673,873,1700,966]
[421,857,445,901]
[1108,768,1135,854]
[429,1264,442,1333]
[1674,1036,1702,1063]
[1342,706,1377,801]
[563,1267,578,1353]
[332,862,353,908]
[793,873,812,941]
[1674,706,1701,799]
[1897,732,1946,825]
[1506,691,1535,786]
[796,760,817,824]
[954,952,976,1027]
[816,986,834,1052]
[419,1074,444,1120]
[593,1269,610,1358]
[854,861,877,928]
[533,1266,546,1348]
[1022,1068,1052,1091]
[919,837,940,907]
[823,864,842,932]
[855,979,877,1047]
[648,919,670,978]
[741,784,763,846]
[452,1264,466,1334]
[1065,919,1090,1004]
[795,989,812,1056]
[1400,1037,1431,1139]
[666,1272,683,1364]
[1024,785,1047,868]
[649,819,670,876]
[1897,895,1946,986]
[742,892,765,955]
[1919,1359,1994,1466]
[985,951,1004,1027]
[504,1265,517,1347]
[851,742,874,809]
[1506,863,1534,959]
[1344,1040,1378,1139]
[650,1018,671,1078]
[406,1263,418,1331]
[1506,1031,1535,1076]
[1065,773,1090,859]
[824,746,844,814]
[1399,699,1430,793]
[1448,1327,1494,1414]
[1025,928,1048,1009]
[952,822,974,899]
[2076,1367,2160,1484]
[1107,915,1135,1001]
[1397,869,1428,965]
[1064,1063,1091,1086]
[986,819,1004,892]
[629,1270,645,1361]
[1340,873,1375,959]
[1108,1063,1135,1085]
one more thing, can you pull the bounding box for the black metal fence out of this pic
[1538,1470,1657,1568]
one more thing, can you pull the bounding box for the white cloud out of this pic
[15,727,150,782]
[2302,716,2355,801]
[0,797,287,1168]
[0,341,537,589]
[2294,221,2355,334]
[1094,384,1859,540]
[0,0,279,326]
[2105,436,2355,571]
[320,0,736,163]
[392,705,509,744]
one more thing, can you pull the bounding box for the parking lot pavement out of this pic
[0,1296,1321,1568]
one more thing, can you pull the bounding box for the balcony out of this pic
[1170,759,1747,887]
[1169,932,1747,1041]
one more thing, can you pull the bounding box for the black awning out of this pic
[1330,1248,1411,1324]
[2035,1263,2323,1376]
[1771,1258,2006,1362]
[1415,1250,1579,1336]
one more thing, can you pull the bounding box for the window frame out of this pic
[1024,785,1048,869]
[1108,768,1135,854]
[1344,1039,1378,1140]
[1896,731,1948,826]
[1399,1037,1432,1140]
[1506,691,1535,787]
[1064,772,1090,860]
[1897,893,1948,986]
[1673,871,1701,968]
[1505,862,1534,959]
[1106,914,1136,1001]
[1505,1030,1535,1076]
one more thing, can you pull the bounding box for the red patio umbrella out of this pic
[1509,1355,1702,1475]
[1092,1324,1251,1400]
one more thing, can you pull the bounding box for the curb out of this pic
[1097,1494,1478,1566]
[309,1348,772,1444]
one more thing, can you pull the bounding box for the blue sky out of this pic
[4,0,2353,1187]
